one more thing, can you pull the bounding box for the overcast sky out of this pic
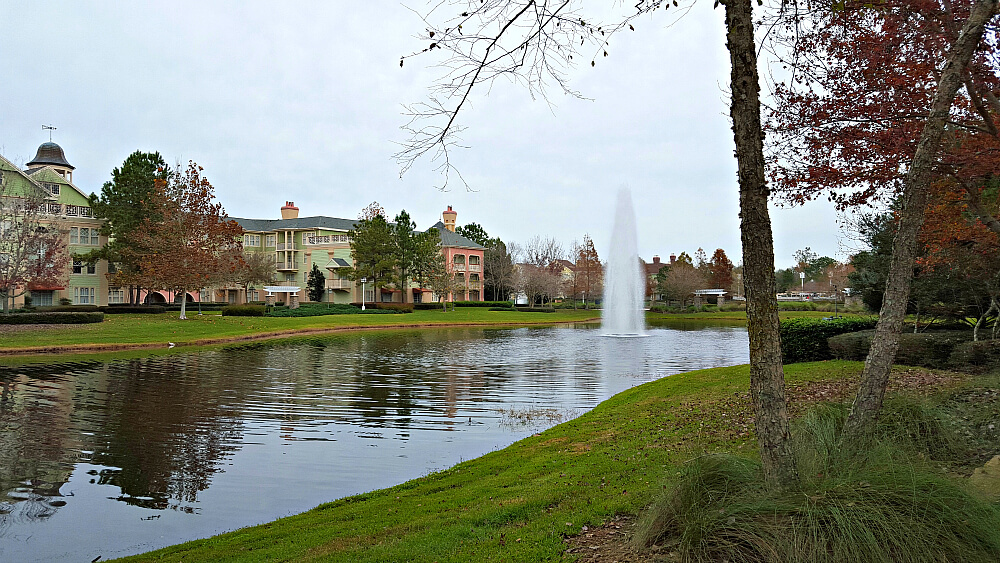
[1,1,846,269]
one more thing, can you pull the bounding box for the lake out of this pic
[0,323,748,562]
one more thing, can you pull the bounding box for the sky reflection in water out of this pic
[0,324,748,562]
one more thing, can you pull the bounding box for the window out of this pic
[70,227,99,246]
[32,290,53,306]
[469,255,480,265]
[42,182,60,196]
[266,234,277,247]
[453,254,466,264]
[108,262,118,274]
[74,287,95,304]
[0,170,4,185]
[244,234,261,247]
[73,259,96,275]
[108,288,126,304]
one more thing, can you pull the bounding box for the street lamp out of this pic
[360,277,367,311]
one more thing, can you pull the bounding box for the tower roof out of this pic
[26,142,74,170]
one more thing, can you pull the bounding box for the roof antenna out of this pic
[42,124,56,141]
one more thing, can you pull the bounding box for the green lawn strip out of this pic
[116,360,865,563]
[0,308,601,353]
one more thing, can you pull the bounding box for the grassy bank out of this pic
[116,359,980,563]
[0,308,600,354]
[0,308,847,356]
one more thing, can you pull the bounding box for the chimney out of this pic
[281,201,299,220]
[653,255,661,265]
[442,205,457,232]
[669,254,676,264]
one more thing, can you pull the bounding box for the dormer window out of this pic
[42,183,60,196]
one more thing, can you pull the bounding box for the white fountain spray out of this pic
[602,188,646,336]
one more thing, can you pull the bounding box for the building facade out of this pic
[2,140,485,307]
[1,143,111,307]
[224,204,486,304]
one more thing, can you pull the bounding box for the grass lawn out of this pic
[113,360,915,563]
[0,308,601,353]
[0,308,866,355]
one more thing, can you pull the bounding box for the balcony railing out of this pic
[276,243,297,251]
[468,264,481,272]
[40,203,93,218]
[453,264,466,272]
[305,234,350,245]
[468,281,481,289]
[327,279,353,290]
[276,262,299,271]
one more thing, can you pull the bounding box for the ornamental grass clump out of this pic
[634,401,1000,563]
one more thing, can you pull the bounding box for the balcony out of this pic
[452,264,466,272]
[468,264,481,272]
[276,243,298,251]
[327,279,353,290]
[276,261,299,271]
[41,203,93,218]
[305,234,350,245]
[467,281,481,290]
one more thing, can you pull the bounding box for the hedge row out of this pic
[513,306,555,313]
[222,305,266,317]
[266,304,400,317]
[828,329,1000,372]
[452,301,514,308]
[780,316,879,364]
[0,312,104,324]
[101,306,165,314]
[164,303,227,312]
[347,302,414,313]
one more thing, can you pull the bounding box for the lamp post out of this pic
[360,277,367,311]
[833,284,839,317]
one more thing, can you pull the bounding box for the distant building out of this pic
[224,204,485,304]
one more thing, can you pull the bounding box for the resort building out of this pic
[1,143,111,307]
[2,139,485,307]
[224,204,485,305]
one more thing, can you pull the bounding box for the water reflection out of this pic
[0,325,748,562]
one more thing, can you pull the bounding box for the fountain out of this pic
[602,188,646,336]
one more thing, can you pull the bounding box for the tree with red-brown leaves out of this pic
[767,0,999,440]
[135,162,243,319]
[0,180,68,312]
[707,248,735,290]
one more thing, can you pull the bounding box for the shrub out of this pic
[633,400,1000,562]
[780,316,879,363]
[266,303,398,317]
[30,305,101,313]
[948,339,1000,372]
[222,305,266,317]
[514,306,555,313]
[452,301,513,308]
[348,302,413,312]
[58,298,72,305]
[0,312,104,324]
[719,302,746,312]
[414,302,443,310]
[100,305,166,314]
[164,303,227,312]
[828,329,971,368]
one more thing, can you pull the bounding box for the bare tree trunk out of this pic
[726,0,797,488]
[974,298,996,342]
[179,290,188,320]
[843,0,997,440]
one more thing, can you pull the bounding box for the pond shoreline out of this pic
[0,317,601,357]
